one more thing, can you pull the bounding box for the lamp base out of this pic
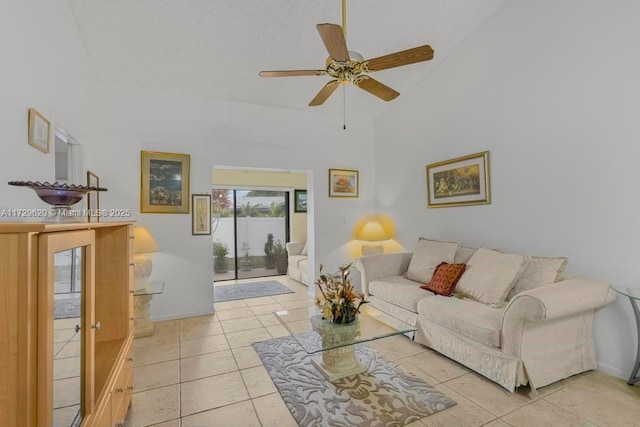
[361,243,383,256]
[134,254,153,293]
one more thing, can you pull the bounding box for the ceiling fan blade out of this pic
[316,23,350,62]
[365,45,434,72]
[259,70,326,78]
[353,76,399,102]
[309,80,341,106]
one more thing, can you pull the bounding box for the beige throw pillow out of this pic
[454,245,478,264]
[456,248,525,307]
[406,239,458,283]
[506,256,568,300]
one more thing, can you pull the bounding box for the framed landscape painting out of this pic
[141,151,190,213]
[294,190,307,213]
[192,194,211,235]
[426,151,490,208]
[329,169,359,198]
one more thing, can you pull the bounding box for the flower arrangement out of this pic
[315,263,368,324]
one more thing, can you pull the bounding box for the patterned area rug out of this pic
[214,280,294,302]
[253,337,456,426]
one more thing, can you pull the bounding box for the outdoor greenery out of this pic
[273,239,287,261]
[212,189,231,217]
[213,240,229,273]
[268,201,285,217]
[273,239,288,274]
[238,202,262,218]
[211,189,286,218]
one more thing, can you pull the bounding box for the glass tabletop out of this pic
[274,305,417,354]
[611,286,640,300]
[134,281,165,296]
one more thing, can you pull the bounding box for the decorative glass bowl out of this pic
[8,181,108,221]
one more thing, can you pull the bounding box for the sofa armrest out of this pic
[504,278,614,323]
[502,277,615,356]
[286,241,305,256]
[354,252,413,295]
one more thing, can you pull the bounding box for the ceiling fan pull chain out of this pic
[343,84,347,130]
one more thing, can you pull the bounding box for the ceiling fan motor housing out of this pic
[326,56,367,84]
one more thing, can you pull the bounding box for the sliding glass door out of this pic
[212,188,289,281]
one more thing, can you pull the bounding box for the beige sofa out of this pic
[285,241,308,285]
[355,239,615,392]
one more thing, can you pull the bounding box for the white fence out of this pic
[212,217,287,257]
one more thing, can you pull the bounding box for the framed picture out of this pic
[426,151,491,208]
[329,169,359,198]
[28,108,50,153]
[140,151,190,213]
[294,190,307,213]
[87,171,99,219]
[192,194,211,235]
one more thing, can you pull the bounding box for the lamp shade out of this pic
[355,220,389,241]
[133,226,160,254]
[353,214,395,241]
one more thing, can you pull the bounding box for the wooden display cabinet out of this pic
[0,221,135,426]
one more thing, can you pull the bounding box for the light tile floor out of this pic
[124,276,640,427]
[53,317,82,426]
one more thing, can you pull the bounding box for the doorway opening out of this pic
[212,188,290,281]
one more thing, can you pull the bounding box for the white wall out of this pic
[92,83,376,320]
[374,0,640,380]
[0,0,95,207]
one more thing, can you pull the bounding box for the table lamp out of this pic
[353,218,392,256]
[133,226,160,292]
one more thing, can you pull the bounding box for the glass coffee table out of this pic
[274,305,416,381]
[611,286,640,385]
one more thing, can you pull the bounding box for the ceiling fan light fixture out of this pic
[348,51,363,62]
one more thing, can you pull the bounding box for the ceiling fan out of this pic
[259,0,434,107]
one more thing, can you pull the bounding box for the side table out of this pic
[134,281,165,338]
[612,286,640,385]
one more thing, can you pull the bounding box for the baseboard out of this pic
[151,308,215,322]
[597,360,627,380]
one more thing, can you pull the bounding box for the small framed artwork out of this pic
[87,171,99,219]
[192,194,211,235]
[28,108,51,153]
[426,151,491,208]
[141,151,190,213]
[294,190,307,213]
[329,169,359,198]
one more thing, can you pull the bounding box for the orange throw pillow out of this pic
[421,262,466,296]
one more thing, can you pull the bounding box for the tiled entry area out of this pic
[123,276,640,426]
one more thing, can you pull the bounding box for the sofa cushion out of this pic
[301,242,308,256]
[456,248,525,307]
[288,255,307,268]
[369,276,434,313]
[417,296,505,348]
[506,256,568,300]
[421,262,466,296]
[454,246,477,264]
[406,239,457,284]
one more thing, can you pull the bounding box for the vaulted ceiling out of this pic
[69,0,509,120]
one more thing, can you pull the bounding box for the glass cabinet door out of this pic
[38,230,95,427]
